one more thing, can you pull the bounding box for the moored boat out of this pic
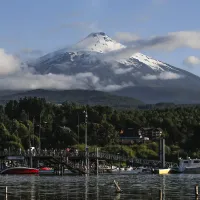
[0,167,39,175]
[170,157,200,174]
[39,167,75,175]
[107,166,146,174]
[179,157,200,174]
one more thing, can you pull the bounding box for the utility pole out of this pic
[32,117,35,147]
[159,136,165,169]
[84,109,89,174]
[96,147,99,175]
[27,113,31,148]
[27,113,32,168]
[39,113,42,154]
[77,113,80,144]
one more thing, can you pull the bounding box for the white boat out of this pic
[107,166,144,174]
[170,157,200,174]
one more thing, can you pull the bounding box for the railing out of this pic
[0,150,127,161]
[0,150,177,167]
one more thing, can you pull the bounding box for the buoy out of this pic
[114,180,122,193]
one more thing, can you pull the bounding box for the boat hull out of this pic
[184,167,200,174]
[169,167,182,174]
[39,169,74,175]
[1,167,39,175]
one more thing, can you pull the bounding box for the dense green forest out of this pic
[0,89,143,108]
[0,97,200,162]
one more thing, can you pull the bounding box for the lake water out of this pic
[0,174,199,200]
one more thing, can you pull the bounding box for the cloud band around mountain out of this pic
[109,31,200,60]
[0,48,135,91]
[1,30,196,92]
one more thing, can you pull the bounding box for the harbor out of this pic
[0,138,177,176]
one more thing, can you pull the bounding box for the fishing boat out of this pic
[0,167,39,175]
[170,157,200,174]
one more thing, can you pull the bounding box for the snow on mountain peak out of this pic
[34,32,181,75]
[72,32,125,53]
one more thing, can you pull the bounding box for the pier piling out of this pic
[114,180,122,193]
[5,186,7,194]
[96,148,99,175]
[195,185,199,197]
[159,189,163,200]
[5,186,8,200]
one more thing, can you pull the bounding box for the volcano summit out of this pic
[28,32,200,103]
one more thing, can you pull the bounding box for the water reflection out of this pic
[96,175,99,200]
[85,175,88,200]
[0,174,199,199]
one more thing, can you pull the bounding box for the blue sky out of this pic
[0,0,200,75]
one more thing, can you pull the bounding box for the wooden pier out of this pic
[0,149,177,175]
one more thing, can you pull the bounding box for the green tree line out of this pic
[0,97,200,161]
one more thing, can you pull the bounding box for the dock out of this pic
[0,147,177,175]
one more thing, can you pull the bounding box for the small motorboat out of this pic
[39,167,54,175]
[39,167,74,175]
[39,167,52,171]
[0,167,39,175]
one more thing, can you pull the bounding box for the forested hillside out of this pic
[0,97,200,161]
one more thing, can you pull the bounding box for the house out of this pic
[119,127,163,145]
[120,128,143,145]
[139,127,162,140]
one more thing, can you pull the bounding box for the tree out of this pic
[0,123,22,150]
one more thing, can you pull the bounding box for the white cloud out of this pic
[0,48,133,92]
[132,72,141,77]
[0,72,99,90]
[0,49,22,76]
[107,31,200,61]
[113,67,133,75]
[109,62,133,75]
[98,82,134,92]
[163,31,200,50]
[183,56,200,67]
[114,32,140,43]
[142,74,157,80]
[142,72,183,80]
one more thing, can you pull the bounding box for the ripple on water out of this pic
[0,174,199,199]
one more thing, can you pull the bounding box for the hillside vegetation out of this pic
[0,89,143,108]
[0,97,200,161]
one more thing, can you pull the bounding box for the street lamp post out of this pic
[84,109,89,174]
[38,117,47,154]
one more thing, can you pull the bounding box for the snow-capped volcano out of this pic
[30,32,200,103]
[72,32,125,53]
